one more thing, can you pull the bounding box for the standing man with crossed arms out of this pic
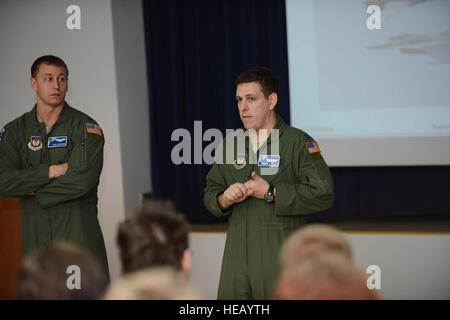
[0,55,109,278]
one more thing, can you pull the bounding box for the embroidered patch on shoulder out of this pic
[28,136,43,151]
[0,127,5,142]
[305,141,320,154]
[86,123,102,136]
[304,133,313,140]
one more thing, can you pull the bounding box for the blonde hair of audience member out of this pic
[102,267,202,300]
[14,242,108,300]
[280,224,352,270]
[273,252,380,300]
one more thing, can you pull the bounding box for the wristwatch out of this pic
[264,185,275,203]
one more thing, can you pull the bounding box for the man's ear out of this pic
[181,249,192,275]
[30,77,37,91]
[268,93,278,110]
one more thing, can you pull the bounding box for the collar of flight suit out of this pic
[26,102,73,127]
[263,113,286,147]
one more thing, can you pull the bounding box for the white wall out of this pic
[347,232,450,300]
[189,232,226,299]
[111,0,151,218]
[0,0,150,281]
[189,232,450,300]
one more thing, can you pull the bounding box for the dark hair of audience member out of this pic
[14,242,108,300]
[117,200,190,274]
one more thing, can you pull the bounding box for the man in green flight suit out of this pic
[0,55,109,279]
[203,67,334,299]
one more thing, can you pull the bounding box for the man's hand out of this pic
[217,183,248,211]
[48,163,69,179]
[245,171,270,200]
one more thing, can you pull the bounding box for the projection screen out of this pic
[286,0,450,166]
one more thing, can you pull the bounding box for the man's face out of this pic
[30,63,68,108]
[236,82,276,131]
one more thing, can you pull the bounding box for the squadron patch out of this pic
[28,136,43,151]
[86,123,102,136]
[305,141,320,154]
[233,154,247,170]
[0,127,4,142]
[304,133,313,140]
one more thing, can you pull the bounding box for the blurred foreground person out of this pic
[102,267,202,300]
[280,224,352,270]
[273,252,380,300]
[15,242,108,300]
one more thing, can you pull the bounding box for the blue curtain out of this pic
[143,0,290,222]
[308,166,450,222]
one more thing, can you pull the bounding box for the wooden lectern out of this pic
[0,197,22,300]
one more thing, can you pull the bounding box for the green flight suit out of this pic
[203,115,334,299]
[0,103,109,279]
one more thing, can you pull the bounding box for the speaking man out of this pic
[204,67,334,299]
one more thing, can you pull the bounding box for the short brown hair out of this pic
[117,201,190,274]
[31,55,69,78]
[235,66,280,98]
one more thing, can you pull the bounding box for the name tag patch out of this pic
[258,155,280,168]
[48,136,68,148]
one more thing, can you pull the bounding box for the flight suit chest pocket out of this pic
[258,156,290,185]
[48,136,72,164]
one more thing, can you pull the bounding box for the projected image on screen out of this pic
[316,0,450,111]
[286,0,450,165]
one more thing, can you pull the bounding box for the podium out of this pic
[0,197,22,300]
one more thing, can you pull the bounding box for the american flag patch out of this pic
[305,142,320,154]
[86,123,102,136]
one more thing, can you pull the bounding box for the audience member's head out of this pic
[14,242,108,300]
[117,200,191,275]
[280,224,352,270]
[102,267,202,300]
[273,252,380,300]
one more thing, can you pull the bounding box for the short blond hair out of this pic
[280,224,352,269]
[274,252,380,300]
[102,267,202,300]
